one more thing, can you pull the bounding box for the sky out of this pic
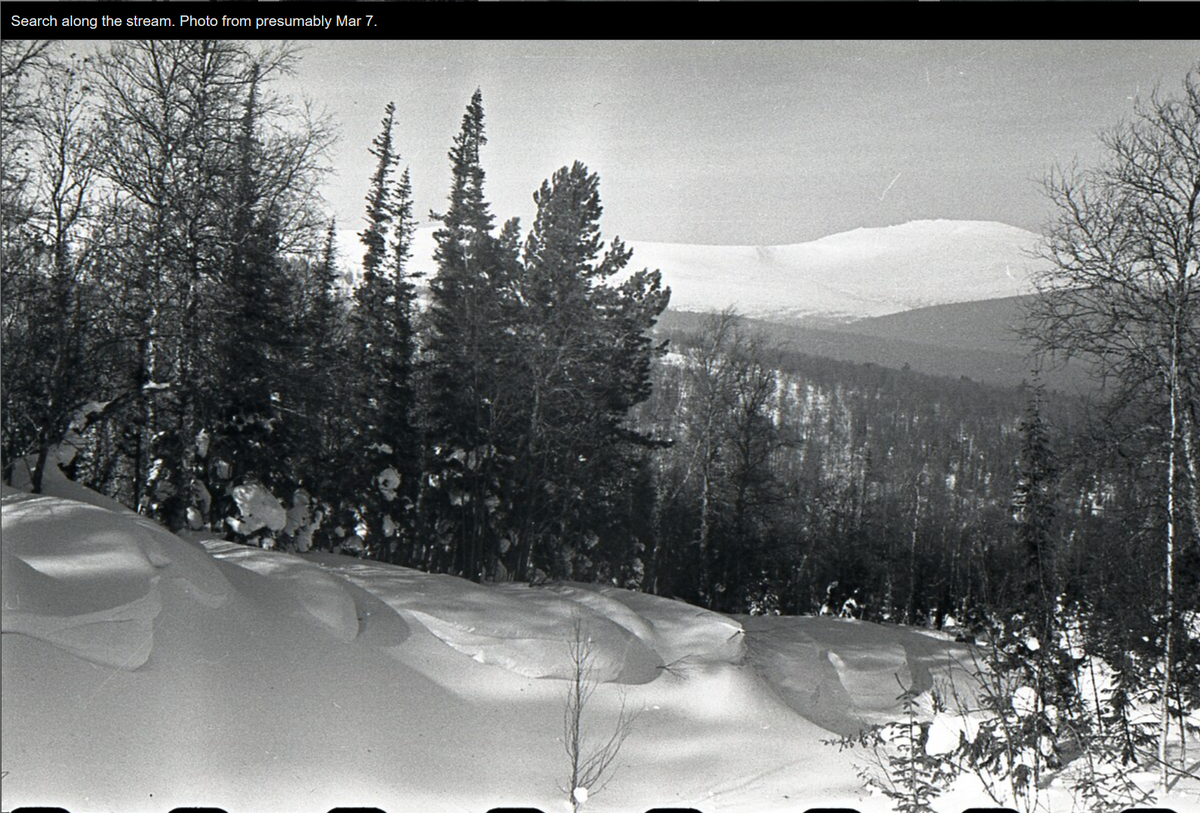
[280,40,1200,246]
[74,40,1192,248]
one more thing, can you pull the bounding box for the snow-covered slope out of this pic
[627,220,1043,322]
[337,220,1043,324]
[4,467,1197,813]
[336,225,438,288]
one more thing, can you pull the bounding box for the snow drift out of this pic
[3,469,1198,813]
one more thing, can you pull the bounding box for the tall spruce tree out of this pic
[280,218,349,548]
[350,105,420,561]
[424,89,517,580]
[382,165,422,561]
[360,102,398,280]
[207,62,299,537]
[1012,380,1059,616]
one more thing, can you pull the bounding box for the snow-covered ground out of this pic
[4,467,1198,813]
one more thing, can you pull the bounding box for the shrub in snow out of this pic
[283,490,322,553]
[336,533,366,556]
[187,480,212,529]
[830,595,1176,813]
[829,678,958,813]
[195,428,210,459]
[939,604,1164,813]
[560,615,639,813]
[941,627,1072,813]
[186,507,204,529]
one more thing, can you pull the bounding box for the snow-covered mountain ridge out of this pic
[625,220,1044,323]
[336,220,1045,324]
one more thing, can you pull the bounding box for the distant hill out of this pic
[335,220,1046,324]
[627,219,1045,323]
[331,219,1089,391]
[658,299,1092,394]
[827,295,1034,353]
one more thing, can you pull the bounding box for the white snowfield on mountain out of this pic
[338,219,1043,324]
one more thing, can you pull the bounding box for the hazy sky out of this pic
[279,40,1197,246]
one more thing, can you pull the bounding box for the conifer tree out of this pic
[508,161,670,581]
[360,102,398,281]
[350,104,420,561]
[284,218,350,546]
[1012,380,1059,617]
[390,167,415,276]
[207,62,298,537]
[424,89,516,580]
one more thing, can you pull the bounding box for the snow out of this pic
[337,220,1044,324]
[229,482,287,535]
[625,220,1045,323]
[376,466,401,500]
[4,470,1199,813]
[1011,685,1039,716]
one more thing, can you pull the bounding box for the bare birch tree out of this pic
[561,614,639,812]
[1027,66,1199,789]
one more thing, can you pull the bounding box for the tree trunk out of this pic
[698,458,713,607]
[1160,319,1179,791]
[1179,409,1200,543]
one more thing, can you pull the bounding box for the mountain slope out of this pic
[331,220,1071,387]
[626,220,1045,322]
[828,294,1034,352]
[658,301,1092,393]
[335,220,1045,324]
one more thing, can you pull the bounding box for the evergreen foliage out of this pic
[423,89,514,580]
[360,102,398,280]
[345,103,422,562]
[839,680,957,813]
[507,161,669,582]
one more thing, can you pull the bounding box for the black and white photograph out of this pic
[2,40,1199,813]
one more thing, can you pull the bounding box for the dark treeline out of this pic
[3,41,1197,792]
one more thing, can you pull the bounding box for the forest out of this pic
[2,40,1198,805]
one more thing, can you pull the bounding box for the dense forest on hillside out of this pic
[657,303,1096,393]
[3,41,1198,805]
[645,317,1050,617]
